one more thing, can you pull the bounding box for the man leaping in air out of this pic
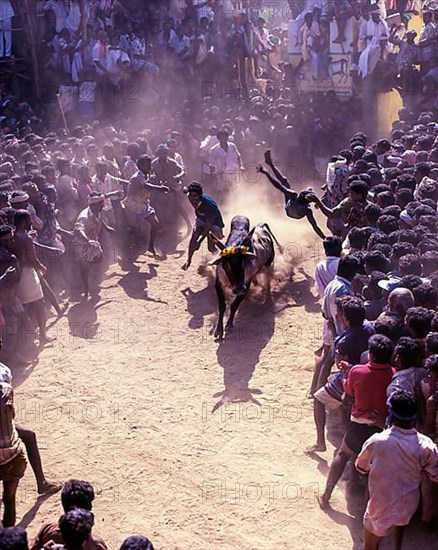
[258,150,326,239]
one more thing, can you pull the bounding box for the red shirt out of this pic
[344,361,395,423]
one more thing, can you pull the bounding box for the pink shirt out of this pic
[356,426,438,536]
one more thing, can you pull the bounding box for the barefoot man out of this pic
[258,150,326,239]
[182,182,224,271]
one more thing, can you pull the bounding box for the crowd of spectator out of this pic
[0,1,436,549]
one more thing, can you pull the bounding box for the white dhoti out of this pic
[16,267,43,305]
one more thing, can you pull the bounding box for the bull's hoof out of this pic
[214,326,224,341]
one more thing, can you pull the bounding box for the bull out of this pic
[209,215,278,340]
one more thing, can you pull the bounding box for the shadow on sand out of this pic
[212,291,275,412]
[67,297,111,339]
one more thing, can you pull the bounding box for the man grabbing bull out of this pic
[181,182,224,271]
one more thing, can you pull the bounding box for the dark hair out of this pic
[365,203,382,224]
[186,181,203,195]
[377,214,399,235]
[368,334,395,364]
[59,508,94,550]
[368,167,382,185]
[389,390,417,421]
[61,480,95,512]
[399,254,423,276]
[418,215,437,233]
[371,183,391,196]
[374,315,402,342]
[376,191,396,208]
[413,283,438,309]
[419,239,438,255]
[348,227,366,249]
[364,250,388,273]
[0,526,28,550]
[397,173,417,191]
[137,154,152,165]
[425,354,438,374]
[339,296,366,327]
[405,307,434,339]
[13,209,30,228]
[365,270,386,300]
[395,188,414,208]
[120,535,155,550]
[414,161,431,178]
[372,243,392,257]
[337,255,360,280]
[322,235,342,257]
[382,205,402,218]
[426,333,438,356]
[417,181,438,202]
[400,274,423,293]
[395,337,421,369]
[349,180,369,198]
[413,204,436,219]
[367,231,389,250]
[391,242,415,259]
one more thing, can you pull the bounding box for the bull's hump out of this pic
[230,215,250,230]
[226,215,251,247]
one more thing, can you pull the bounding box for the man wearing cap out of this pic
[73,192,115,299]
[358,5,389,78]
[10,191,43,231]
[208,129,243,195]
[181,182,224,271]
[356,390,438,550]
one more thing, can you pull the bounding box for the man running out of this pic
[181,182,224,271]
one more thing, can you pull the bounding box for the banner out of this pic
[288,15,354,97]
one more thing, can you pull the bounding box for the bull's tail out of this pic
[263,223,283,254]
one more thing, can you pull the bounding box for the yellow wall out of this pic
[376,15,423,137]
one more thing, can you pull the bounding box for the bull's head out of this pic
[209,232,256,295]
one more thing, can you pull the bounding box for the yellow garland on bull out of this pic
[220,246,250,257]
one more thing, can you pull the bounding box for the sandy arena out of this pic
[12,190,437,550]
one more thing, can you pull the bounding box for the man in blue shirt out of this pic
[182,182,224,270]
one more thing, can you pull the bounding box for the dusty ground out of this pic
[12,188,438,550]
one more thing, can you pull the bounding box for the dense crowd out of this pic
[0,0,437,549]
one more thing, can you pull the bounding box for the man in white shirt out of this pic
[208,128,243,193]
[92,29,110,77]
[358,5,389,78]
[44,0,68,34]
[314,236,343,298]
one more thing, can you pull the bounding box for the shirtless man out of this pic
[13,210,48,346]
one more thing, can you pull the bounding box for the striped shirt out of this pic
[0,382,23,465]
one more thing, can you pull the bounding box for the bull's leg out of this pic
[226,293,247,333]
[214,278,226,340]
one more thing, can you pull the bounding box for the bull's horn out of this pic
[209,232,226,251]
[208,257,222,266]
